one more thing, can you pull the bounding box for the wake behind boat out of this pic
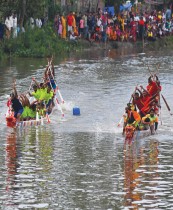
[6,57,64,128]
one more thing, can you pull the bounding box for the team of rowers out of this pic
[123,73,161,135]
[7,59,56,125]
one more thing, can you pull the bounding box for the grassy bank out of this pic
[0,23,86,60]
[1,23,173,61]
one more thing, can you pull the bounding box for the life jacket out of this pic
[127,110,141,124]
[142,114,158,124]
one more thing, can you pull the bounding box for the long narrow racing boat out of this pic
[124,124,153,145]
[5,58,63,128]
[6,106,52,128]
[123,75,161,145]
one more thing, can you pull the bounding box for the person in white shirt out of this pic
[36,18,42,28]
[13,13,17,38]
[97,16,102,27]
[69,30,78,44]
[30,17,35,29]
[134,15,140,21]
[5,16,11,39]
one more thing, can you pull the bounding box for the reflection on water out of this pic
[5,132,17,207]
[0,127,53,209]
[0,48,173,209]
[1,129,173,209]
[123,140,159,209]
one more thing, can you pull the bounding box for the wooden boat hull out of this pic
[124,125,152,145]
[6,115,49,128]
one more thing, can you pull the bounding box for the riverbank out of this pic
[1,25,173,61]
[0,24,82,60]
[77,35,173,53]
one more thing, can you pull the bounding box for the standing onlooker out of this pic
[138,16,145,40]
[30,17,35,29]
[5,16,11,39]
[76,12,81,35]
[79,15,84,37]
[67,12,73,36]
[58,19,62,37]
[91,13,96,33]
[13,13,17,38]
[165,7,172,20]
[0,18,5,41]
[83,13,88,38]
[61,14,67,39]
[35,18,42,28]
[72,12,78,35]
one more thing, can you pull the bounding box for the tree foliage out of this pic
[0,0,61,24]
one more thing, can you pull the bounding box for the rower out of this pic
[44,57,56,90]
[10,81,24,124]
[126,103,141,128]
[146,75,161,97]
[28,84,41,100]
[43,85,54,108]
[19,94,31,121]
[36,102,46,118]
[122,103,141,135]
[132,89,145,112]
[141,109,158,135]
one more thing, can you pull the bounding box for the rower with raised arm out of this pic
[132,88,145,112]
[146,75,161,97]
[44,56,56,90]
[10,80,24,124]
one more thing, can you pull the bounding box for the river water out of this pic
[0,46,173,210]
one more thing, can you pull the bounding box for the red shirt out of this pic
[141,95,151,105]
[67,15,73,26]
[133,98,145,110]
[130,21,137,31]
[139,20,145,26]
[139,95,152,115]
[146,81,159,96]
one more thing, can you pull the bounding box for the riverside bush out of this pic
[1,22,81,59]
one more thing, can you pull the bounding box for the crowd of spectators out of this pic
[0,13,45,41]
[54,6,173,44]
[0,5,173,46]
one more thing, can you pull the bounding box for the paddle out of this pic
[47,65,65,104]
[46,112,51,123]
[117,85,138,127]
[129,84,138,103]
[147,64,153,77]
[161,94,173,116]
[47,68,64,117]
[117,116,124,127]
[28,80,33,92]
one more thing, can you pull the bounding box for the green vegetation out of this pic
[0,0,61,27]
[0,1,85,60]
[0,24,84,59]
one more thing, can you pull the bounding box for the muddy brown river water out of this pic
[0,46,173,209]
